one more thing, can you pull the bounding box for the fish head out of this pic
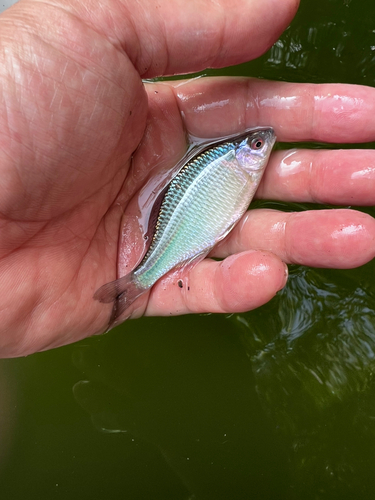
[234,127,276,174]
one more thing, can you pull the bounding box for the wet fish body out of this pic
[95,127,276,324]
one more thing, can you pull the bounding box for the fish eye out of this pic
[251,137,264,150]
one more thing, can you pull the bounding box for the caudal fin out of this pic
[93,273,146,329]
[93,274,134,303]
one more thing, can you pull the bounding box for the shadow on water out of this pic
[72,315,289,499]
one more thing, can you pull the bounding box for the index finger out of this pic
[169,77,375,143]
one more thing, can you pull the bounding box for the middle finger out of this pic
[257,148,375,206]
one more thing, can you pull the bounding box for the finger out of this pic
[257,149,375,206]
[212,208,375,269]
[131,79,375,202]
[168,77,375,143]
[144,251,288,316]
[65,0,299,78]
[132,80,375,210]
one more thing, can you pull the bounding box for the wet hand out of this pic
[0,0,373,357]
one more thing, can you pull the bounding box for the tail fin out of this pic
[93,274,135,303]
[93,273,146,329]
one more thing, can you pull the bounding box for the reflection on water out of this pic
[238,263,375,410]
[231,253,375,497]
[223,0,375,87]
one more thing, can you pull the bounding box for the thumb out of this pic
[64,0,299,77]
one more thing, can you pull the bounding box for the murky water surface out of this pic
[1,0,375,498]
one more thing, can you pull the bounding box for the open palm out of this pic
[1,0,375,357]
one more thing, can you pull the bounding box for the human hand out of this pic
[1,0,374,357]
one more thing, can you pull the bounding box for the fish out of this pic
[94,127,276,327]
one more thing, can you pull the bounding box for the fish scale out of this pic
[94,127,276,327]
[134,150,257,287]
[151,143,235,241]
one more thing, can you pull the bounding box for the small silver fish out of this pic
[94,127,276,326]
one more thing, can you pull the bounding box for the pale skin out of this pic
[1,0,375,357]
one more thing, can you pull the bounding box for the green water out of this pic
[1,0,375,498]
